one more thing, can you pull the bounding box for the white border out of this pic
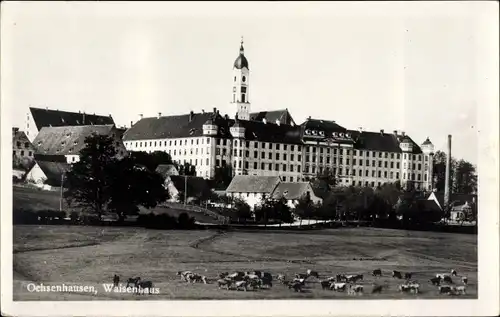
[1,1,499,316]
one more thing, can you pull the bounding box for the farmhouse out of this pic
[427,191,477,221]
[155,164,179,177]
[25,106,116,143]
[26,125,127,187]
[271,182,323,209]
[226,175,281,209]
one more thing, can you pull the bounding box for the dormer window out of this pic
[61,141,66,146]
[283,190,289,196]
[346,133,351,138]
[319,131,325,136]
[340,133,344,137]
[37,141,42,146]
[333,132,338,137]
[73,141,78,145]
[312,130,317,135]
[305,129,310,135]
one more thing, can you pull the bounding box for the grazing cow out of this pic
[126,277,141,288]
[219,272,229,279]
[244,274,260,281]
[295,273,308,280]
[262,272,273,282]
[430,277,442,286]
[292,278,306,286]
[372,285,383,294]
[113,274,120,288]
[399,284,412,293]
[261,276,273,288]
[407,282,420,294]
[336,274,347,282]
[228,272,245,281]
[248,278,262,290]
[307,269,320,279]
[330,282,347,292]
[289,282,303,292]
[346,274,363,283]
[451,269,458,276]
[452,286,466,295]
[404,273,413,280]
[320,280,331,290]
[443,276,453,284]
[372,269,382,277]
[177,271,193,282]
[135,279,154,295]
[188,274,207,284]
[439,285,452,294]
[462,276,468,285]
[392,271,403,279]
[217,278,232,290]
[349,285,363,295]
[234,281,248,291]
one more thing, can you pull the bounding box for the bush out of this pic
[177,212,196,229]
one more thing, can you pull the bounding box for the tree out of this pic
[433,150,458,193]
[213,164,233,190]
[107,157,168,222]
[315,167,338,188]
[64,134,118,220]
[273,197,294,226]
[129,151,173,172]
[294,192,314,226]
[453,159,477,194]
[375,182,401,218]
[233,197,252,222]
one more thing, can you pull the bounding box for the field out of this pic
[13,225,477,300]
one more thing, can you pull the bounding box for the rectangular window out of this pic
[291,154,294,161]
[313,147,317,153]
[276,144,279,150]
[234,149,237,156]
[284,144,287,151]
[390,162,394,168]
[327,157,330,164]
[284,153,287,161]
[418,163,421,170]
[365,170,369,177]
[412,163,416,170]
[312,166,316,174]
[28,151,32,157]
[404,153,407,159]
[20,150,24,156]
[291,145,295,151]
[320,148,324,154]
[424,174,428,181]
[268,153,272,159]
[359,169,362,176]
[339,149,343,155]
[261,163,265,169]
[246,141,250,147]
[320,157,323,164]
[372,170,376,177]
[384,161,388,168]
[283,176,287,181]
[239,161,242,168]
[334,149,337,155]
[417,174,421,181]
[371,181,375,187]
[216,159,220,167]
[397,153,401,159]
[346,158,350,165]
[353,159,356,165]
[239,150,242,156]
[306,156,310,162]
[268,143,272,149]
[254,151,258,158]
[245,161,249,169]
[396,172,400,179]
[397,162,400,169]
[372,161,376,167]
[283,164,287,171]
[216,148,220,155]
[261,152,265,159]
[379,152,382,158]
[269,163,272,171]
[276,164,279,171]
[384,171,387,178]
[290,177,294,182]
[222,149,227,155]
[378,161,382,167]
[276,153,280,160]
[298,165,301,172]
[290,165,294,172]
[298,155,301,161]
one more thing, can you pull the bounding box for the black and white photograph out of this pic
[1,1,498,316]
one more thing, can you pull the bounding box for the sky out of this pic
[2,2,496,165]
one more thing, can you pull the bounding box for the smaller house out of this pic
[155,164,179,178]
[164,175,211,203]
[271,182,323,209]
[427,191,477,220]
[13,127,35,160]
[226,175,281,210]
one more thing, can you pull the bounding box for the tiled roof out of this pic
[30,107,115,130]
[35,160,71,186]
[168,175,211,198]
[32,125,116,155]
[271,182,313,200]
[250,109,296,126]
[155,164,179,177]
[226,175,281,193]
[349,130,423,154]
[415,199,442,213]
[123,112,303,144]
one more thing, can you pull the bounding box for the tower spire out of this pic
[240,36,244,53]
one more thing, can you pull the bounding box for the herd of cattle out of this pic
[175,268,469,296]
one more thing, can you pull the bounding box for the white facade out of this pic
[25,163,48,184]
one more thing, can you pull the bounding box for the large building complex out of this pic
[122,40,435,191]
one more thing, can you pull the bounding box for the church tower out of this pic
[231,38,251,120]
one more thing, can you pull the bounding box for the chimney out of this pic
[380,129,384,135]
[202,109,205,114]
[393,130,398,135]
[213,107,217,113]
[444,134,452,209]
[189,111,194,122]
[263,118,267,124]
[276,119,281,126]
[139,113,143,121]
[130,121,133,128]
[308,116,311,120]
[216,110,220,116]
[359,127,363,133]
[83,112,86,125]
[225,114,229,120]
[13,127,19,133]
[401,131,405,136]
[157,112,162,119]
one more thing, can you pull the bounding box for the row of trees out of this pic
[433,150,477,195]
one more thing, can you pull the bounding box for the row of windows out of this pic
[232,160,303,173]
[15,141,30,149]
[170,148,209,156]
[305,147,429,162]
[349,181,430,190]
[126,138,212,148]
[13,150,32,157]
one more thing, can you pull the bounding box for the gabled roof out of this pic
[12,130,34,150]
[30,107,115,130]
[250,109,296,126]
[415,199,442,213]
[123,112,303,144]
[34,160,71,187]
[271,182,315,200]
[226,175,281,193]
[349,130,423,154]
[155,164,179,177]
[429,192,477,209]
[168,175,211,198]
[32,125,116,155]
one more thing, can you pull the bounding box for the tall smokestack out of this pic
[444,134,452,209]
